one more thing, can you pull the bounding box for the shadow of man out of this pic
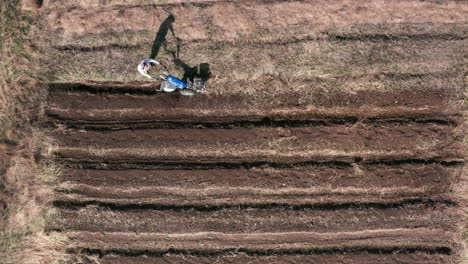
[150,13,211,83]
[149,14,177,59]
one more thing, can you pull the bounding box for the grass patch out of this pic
[47,37,464,82]
[0,1,69,263]
[41,28,465,108]
[0,131,69,264]
[0,0,43,141]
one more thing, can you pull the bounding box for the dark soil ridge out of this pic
[49,203,457,234]
[51,124,463,156]
[46,115,460,130]
[58,160,464,170]
[46,82,462,129]
[51,33,465,52]
[55,150,464,170]
[71,245,451,258]
[48,81,159,94]
[90,253,456,264]
[52,124,459,152]
[327,33,465,42]
[52,196,456,212]
[59,164,460,190]
[46,107,462,129]
[65,229,453,257]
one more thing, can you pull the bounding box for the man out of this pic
[137,58,166,80]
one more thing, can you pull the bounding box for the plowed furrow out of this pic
[45,80,462,130]
[50,205,455,233]
[45,87,462,129]
[51,125,458,155]
[59,164,460,191]
[66,229,454,256]
[53,186,454,211]
[92,254,455,264]
[47,113,460,129]
[46,105,459,123]
[54,148,464,170]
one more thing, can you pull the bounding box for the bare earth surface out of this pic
[45,85,464,263]
[33,0,467,263]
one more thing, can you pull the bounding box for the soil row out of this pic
[51,124,459,152]
[54,148,464,170]
[66,229,453,256]
[55,183,445,200]
[51,204,457,234]
[47,109,461,129]
[87,253,456,264]
[59,164,460,190]
[47,80,458,107]
[53,188,454,211]
[46,84,462,129]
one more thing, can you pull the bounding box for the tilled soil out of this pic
[89,253,455,264]
[59,165,459,190]
[51,125,459,151]
[39,0,466,263]
[66,229,454,255]
[51,204,457,234]
[46,85,462,129]
[46,83,464,263]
